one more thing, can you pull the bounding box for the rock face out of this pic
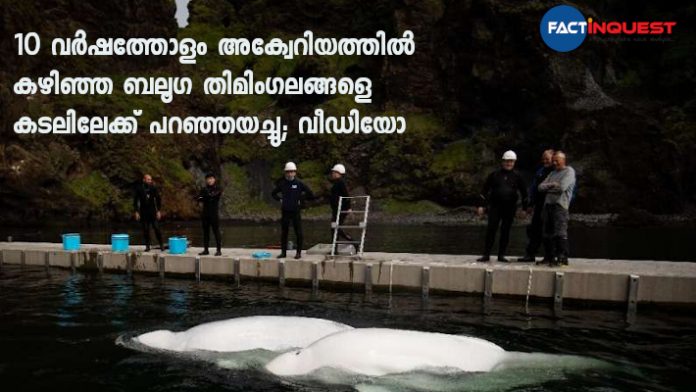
[0,0,694,224]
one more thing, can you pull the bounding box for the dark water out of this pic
[1,266,694,391]
[1,221,695,261]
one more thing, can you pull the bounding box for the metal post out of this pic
[97,252,104,274]
[21,250,26,266]
[278,259,286,288]
[484,269,493,298]
[195,256,201,282]
[627,274,640,318]
[233,258,240,287]
[44,252,51,275]
[158,255,165,279]
[70,252,77,274]
[364,263,373,295]
[554,272,564,314]
[421,266,430,299]
[311,261,319,293]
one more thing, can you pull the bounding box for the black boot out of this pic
[199,249,209,256]
[215,249,222,256]
[277,252,287,259]
[294,251,302,259]
[557,238,569,266]
[497,255,511,263]
[476,255,490,262]
[518,254,535,262]
[539,239,554,265]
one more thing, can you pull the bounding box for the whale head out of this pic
[135,330,184,351]
[265,348,317,376]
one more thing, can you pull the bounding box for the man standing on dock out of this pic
[197,173,223,256]
[477,150,528,262]
[329,163,353,252]
[518,149,555,262]
[133,174,166,252]
[538,151,576,266]
[271,162,316,259]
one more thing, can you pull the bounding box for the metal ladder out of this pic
[330,195,370,257]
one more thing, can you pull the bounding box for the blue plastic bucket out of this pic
[111,234,129,252]
[169,236,188,254]
[62,233,81,251]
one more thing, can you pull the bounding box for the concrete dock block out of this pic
[48,251,73,268]
[430,265,485,293]
[2,249,24,264]
[102,252,129,271]
[317,260,363,284]
[165,255,197,274]
[564,271,629,302]
[637,275,696,303]
[200,257,235,276]
[489,267,556,297]
[131,253,160,273]
[284,259,313,281]
[23,250,48,266]
[370,261,421,289]
[239,258,278,278]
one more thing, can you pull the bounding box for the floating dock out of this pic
[1,242,695,315]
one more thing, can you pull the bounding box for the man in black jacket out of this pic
[518,150,554,262]
[133,174,165,252]
[271,162,316,259]
[329,164,353,251]
[197,173,223,256]
[477,151,528,262]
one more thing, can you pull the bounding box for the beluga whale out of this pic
[133,315,353,353]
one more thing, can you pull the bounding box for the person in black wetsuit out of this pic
[328,164,353,252]
[476,151,528,262]
[271,162,316,259]
[133,174,165,252]
[518,150,555,262]
[197,173,223,256]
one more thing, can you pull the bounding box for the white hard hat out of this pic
[331,164,346,174]
[502,150,517,160]
[284,162,297,171]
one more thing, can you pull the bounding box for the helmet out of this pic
[502,150,517,160]
[331,164,346,174]
[284,162,297,171]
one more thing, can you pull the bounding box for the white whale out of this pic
[134,315,353,353]
[265,328,507,376]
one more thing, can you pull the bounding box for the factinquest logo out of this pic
[540,4,677,52]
